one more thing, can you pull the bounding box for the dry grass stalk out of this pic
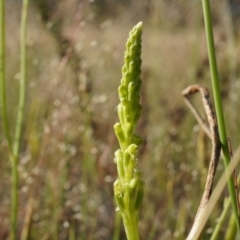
[182,84,221,239]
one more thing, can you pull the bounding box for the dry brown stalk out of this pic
[182,84,221,239]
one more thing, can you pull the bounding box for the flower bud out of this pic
[124,54,130,67]
[115,149,122,158]
[123,150,131,167]
[127,144,138,157]
[114,150,125,180]
[123,102,131,122]
[114,180,125,212]
[122,65,127,74]
[117,104,124,125]
[118,85,126,101]
[128,82,137,101]
[114,123,125,147]
[129,178,138,210]
[125,123,133,140]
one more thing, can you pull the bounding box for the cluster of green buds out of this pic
[113,22,144,240]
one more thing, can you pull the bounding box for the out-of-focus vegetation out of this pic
[1,0,240,239]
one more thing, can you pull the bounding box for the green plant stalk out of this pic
[201,0,240,233]
[0,1,15,239]
[210,198,231,240]
[13,0,28,156]
[0,0,12,150]
[10,0,29,239]
[225,211,237,240]
[122,213,140,240]
[113,22,144,240]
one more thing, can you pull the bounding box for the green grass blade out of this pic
[201,0,240,233]
[13,0,29,157]
[210,198,231,240]
[10,0,29,239]
[0,0,12,151]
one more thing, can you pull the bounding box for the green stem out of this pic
[13,0,28,157]
[225,211,237,240]
[201,0,240,233]
[10,0,29,239]
[0,1,17,239]
[210,198,231,240]
[122,213,140,240]
[0,0,12,151]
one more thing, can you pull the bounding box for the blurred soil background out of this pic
[1,0,240,239]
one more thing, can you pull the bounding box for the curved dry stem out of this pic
[182,84,221,239]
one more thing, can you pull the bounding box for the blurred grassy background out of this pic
[1,0,240,239]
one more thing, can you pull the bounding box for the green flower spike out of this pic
[113,22,144,240]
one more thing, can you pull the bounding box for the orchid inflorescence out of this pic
[113,22,144,240]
